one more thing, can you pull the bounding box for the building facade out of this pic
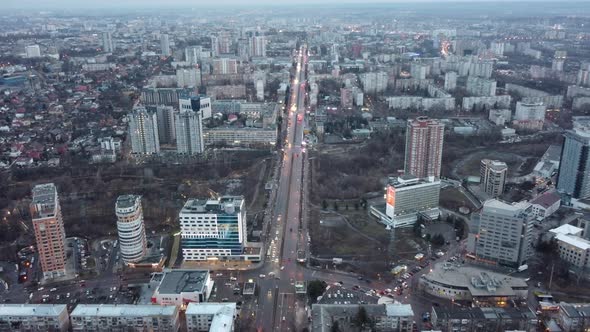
[70,305,179,332]
[404,116,444,179]
[115,195,147,264]
[128,107,160,155]
[480,159,507,198]
[180,196,246,261]
[154,105,176,144]
[31,183,67,279]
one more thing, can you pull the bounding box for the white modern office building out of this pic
[0,304,69,332]
[186,303,237,332]
[179,196,248,261]
[70,305,180,331]
[115,195,147,264]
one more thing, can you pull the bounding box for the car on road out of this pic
[50,288,57,292]
[259,274,266,279]
[215,273,223,277]
[37,287,44,291]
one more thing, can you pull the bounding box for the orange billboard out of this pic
[386,186,396,206]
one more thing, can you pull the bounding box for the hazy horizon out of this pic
[4,0,589,10]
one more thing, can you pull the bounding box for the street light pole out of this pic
[548,263,555,290]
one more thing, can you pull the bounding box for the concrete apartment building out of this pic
[431,306,538,332]
[404,116,444,179]
[70,305,179,332]
[480,159,507,198]
[212,58,238,75]
[311,303,415,332]
[186,303,237,332]
[115,195,147,264]
[0,304,69,332]
[470,199,535,268]
[466,76,497,96]
[30,183,67,279]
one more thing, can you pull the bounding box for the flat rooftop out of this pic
[181,196,243,215]
[0,304,66,317]
[388,175,439,188]
[422,262,528,298]
[71,304,177,317]
[31,183,57,205]
[157,269,209,294]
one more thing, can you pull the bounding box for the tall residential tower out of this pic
[480,159,508,198]
[128,107,160,155]
[30,183,67,279]
[404,117,444,179]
